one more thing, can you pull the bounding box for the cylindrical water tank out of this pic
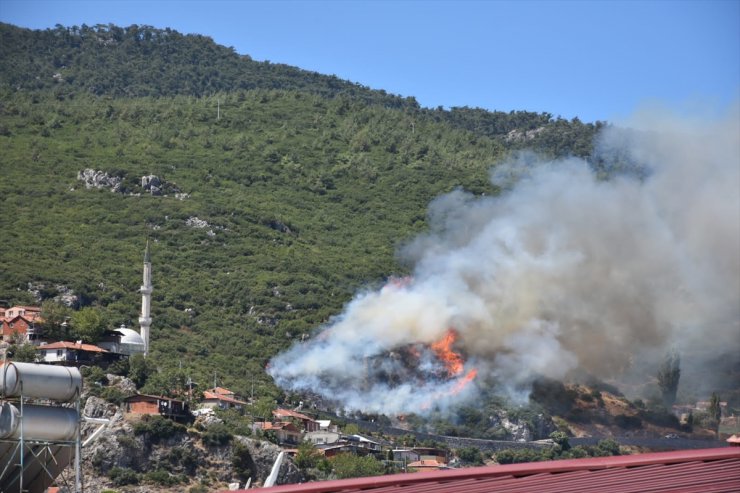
[0,402,79,441]
[1,362,82,402]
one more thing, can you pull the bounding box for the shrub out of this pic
[330,453,385,479]
[168,445,199,474]
[144,469,182,486]
[495,448,550,464]
[202,422,233,446]
[457,446,485,465]
[132,415,185,442]
[108,467,139,486]
[597,438,621,456]
[116,434,137,449]
[294,440,322,469]
[232,441,257,481]
[214,407,253,436]
[549,431,571,451]
[82,366,108,386]
[563,446,590,459]
[100,386,127,405]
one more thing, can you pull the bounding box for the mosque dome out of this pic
[114,327,146,346]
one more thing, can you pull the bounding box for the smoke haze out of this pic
[269,105,740,414]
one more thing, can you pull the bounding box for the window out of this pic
[57,349,64,357]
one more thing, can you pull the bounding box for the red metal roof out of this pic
[244,447,740,493]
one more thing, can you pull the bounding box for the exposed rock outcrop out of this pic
[77,169,123,192]
[504,126,545,143]
[488,410,556,441]
[141,174,162,195]
[77,397,302,492]
[235,436,302,487]
[186,216,218,236]
[76,169,183,197]
[26,282,78,306]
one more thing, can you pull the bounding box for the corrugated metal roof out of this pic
[245,447,740,493]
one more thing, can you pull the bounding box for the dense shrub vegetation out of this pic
[0,21,602,407]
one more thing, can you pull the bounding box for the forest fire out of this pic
[268,108,740,416]
[451,368,478,395]
[420,329,478,411]
[428,328,478,396]
[431,329,464,376]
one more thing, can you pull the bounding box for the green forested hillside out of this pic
[0,22,602,402]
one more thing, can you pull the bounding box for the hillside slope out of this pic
[0,22,602,400]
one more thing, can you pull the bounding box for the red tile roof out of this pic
[38,341,108,353]
[407,459,446,471]
[273,408,315,422]
[207,386,235,396]
[257,421,300,432]
[242,447,740,493]
[4,314,43,324]
[3,306,42,320]
[125,393,185,404]
[202,390,248,406]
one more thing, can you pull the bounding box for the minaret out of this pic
[139,240,153,356]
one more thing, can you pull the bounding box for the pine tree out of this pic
[657,351,681,409]
[709,392,722,436]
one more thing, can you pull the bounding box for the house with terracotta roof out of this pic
[273,408,319,432]
[3,306,42,320]
[1,305,43,343]
[201,386,249,411]
[36,340,114,365]
[124,394,191,421]
[253,421,302,445]
[406,459,448,472]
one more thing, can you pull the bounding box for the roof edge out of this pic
[248,447,739,493]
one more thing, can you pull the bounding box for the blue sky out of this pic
[1,0,738,123]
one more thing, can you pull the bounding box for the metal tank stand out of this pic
[0,381,83,492]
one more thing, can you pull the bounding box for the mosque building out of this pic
[98,241,152,357]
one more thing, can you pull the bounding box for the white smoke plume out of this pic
[269,105,740,415]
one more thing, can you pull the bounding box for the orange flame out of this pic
[450,369,478,395]
[431,329,464,376]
